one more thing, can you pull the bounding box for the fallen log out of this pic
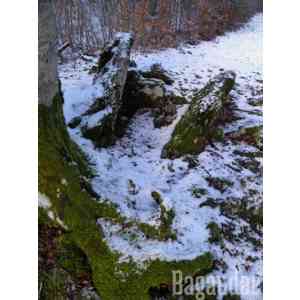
[58,41,70,55]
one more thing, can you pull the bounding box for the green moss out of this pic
[213,128,225,142]
[243,126,263,149]
[223,293,241,300]
[230,125,263,151]
[206,177,234,193]
[39,91,214,299]
[39,267,70,300]
[39,93,119,298]
[207,222,223,244]
[110,252,214,300]
[151,191,163,205]
[168,94,188,105]
[233,149,262,159]
[38,208,93,299]
[190,186,208,198]
[236,158,261,174]
[56,234,93,280]
[159,207,176,241]
[38,207,54,227]
[220,200,263,235]
[162,72,235,159]
[137,222,161,240]
[151,191,177,240]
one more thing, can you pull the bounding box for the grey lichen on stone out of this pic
[161,71,236,159]
[82,33,134,147]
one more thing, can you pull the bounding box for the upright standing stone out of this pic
[81,33,134,147]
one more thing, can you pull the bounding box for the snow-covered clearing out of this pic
[60,14,263,299]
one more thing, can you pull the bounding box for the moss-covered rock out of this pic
[161,71,236,159]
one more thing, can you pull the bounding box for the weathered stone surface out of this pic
[38,0,59,106]
[125,68,189,128]
[161,71,236,159]
[137,78,166,107]
[151,100,177,128]
[81,33,134,147]
[141,64,175,85]
[120,68,184,128]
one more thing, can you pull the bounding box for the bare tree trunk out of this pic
[38,0,59,106]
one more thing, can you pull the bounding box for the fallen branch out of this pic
[57,41,70,55]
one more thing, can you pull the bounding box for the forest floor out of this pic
[59,14,263,300]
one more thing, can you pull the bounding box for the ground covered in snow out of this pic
[60,14,263,299]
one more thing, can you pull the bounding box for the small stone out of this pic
[129,60,137,68]
[128,179,139,195]
[68,116,82,129]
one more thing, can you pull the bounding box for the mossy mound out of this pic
[161,71,236,159]
[39,90,214,299]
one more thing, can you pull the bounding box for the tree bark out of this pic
[38,0,59,106]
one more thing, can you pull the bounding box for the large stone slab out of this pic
[82,33,134,147]
[161,71,236,159]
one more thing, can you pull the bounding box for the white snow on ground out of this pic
[38,192,51,209]
[60,14,263,299]
[134,13,262,84]
[38,193,69,230]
